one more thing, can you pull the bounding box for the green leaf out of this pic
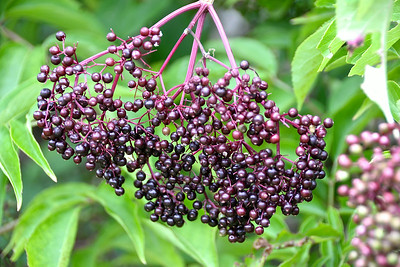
[0,125,22,210]
[316,20,345,71]
[393,0,400,21]
[388,80,400,121]
[9,119,56,182]
[349,24,400,76]
[0,76,38,124]
[315,0,335,8]
[26,206,81,267]
[352,97,373,120]
[327,207,344,235]
[0,43,28,96]
[336,0,393,41]
[305,223,341,243]
[5,183,92,259]
[320,240,339,267]
[298,216,319,234]
[90,184,146,264]
[5,0,102,35]
[145,219,218,267]
[0,172,6,225]
[263,214,288,240]
[279,243,312,267]
[170,219,218,267]
[292,20,331,110]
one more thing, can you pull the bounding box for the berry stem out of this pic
[157,5,206,77]
[207,5,237,70]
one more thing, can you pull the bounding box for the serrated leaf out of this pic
[89,184,146,264]
[5,183,93,259]
[336,0,393,41]
[26,206,81,267]
[349,23,400,76]
[292,20,331,110]
[9,119,56,182]
[317,20,345,71]
[0,125,22,210]
[388,80,400,121]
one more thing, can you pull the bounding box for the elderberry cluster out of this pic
[337,123,400,266]
[34,27,332,242]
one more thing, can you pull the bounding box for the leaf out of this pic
[5,0,102,35]
[26,206,81,267]
[207,37,278,76]
[349,24,400,76]
[336,0,393,41]
[393,0,400,21]
[291,20,331,110]
[0,76,38,124]
[0,43,28,96]
[170,219,218,267]
[352,98,373,120]
[279,243,312,267]
[9,119,57,182]
[327,207,344,235]
[144,219,218,267]
[5,183,92,259]
[315,0,335,8]
[0,125,22,210]
[298,216,319,234]
[0,172,6,225]
[305,223,341,243]
[361,65,393,122]
[89,184,146,264]
[316,20,345,71]
[320,240,339,267]
[263,214,287,240]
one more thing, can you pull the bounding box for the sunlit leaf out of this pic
[292,20,331,110]
[9,119,56,182]
[388,80,400,122]
[26,206,81,267]
[0,126,22,210]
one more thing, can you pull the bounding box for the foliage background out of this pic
[0,0,399,266]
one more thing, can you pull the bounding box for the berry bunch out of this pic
[337,123,400,266]
[33,1,332,242]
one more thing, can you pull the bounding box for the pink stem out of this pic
[157,5,206,76]
[185,10,207,83]
[207,5,237,70]
[79,1,202,67]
